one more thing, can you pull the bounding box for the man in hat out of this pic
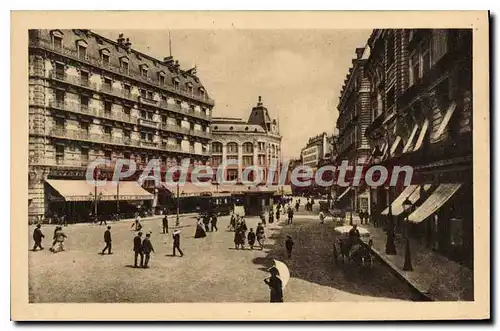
[247,228,256,250]
[264,266,283,303]
[172,229,184,257]
[162,213,169,234]
[211,214,218,232]
[133,231,144,268]
[32,224,45,251]
[142,233,154,268]
[101,226,112,255]
[285,235,295,258]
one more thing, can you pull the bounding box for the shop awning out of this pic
[336,187,352,201]
[407,183,462,223]
[381,184,432,216]
[403,124,419,153]
[413,119,429,151]
[390,136,402,156]
[433,102,457,140]
[46,179,153,201]
[162,182,213,197]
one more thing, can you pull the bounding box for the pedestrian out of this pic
[319,211,325,224]
[32,224,45,251]
[133,231,144,268]
[287,207,294,225]
[264,266,283,303]
[162,214,169,234]
[101,225,113,254]
[285,235,294,258]
[295,200,300,212]
[142,233,154,268]
[211,214,218,232]
[50,226,67,253]
[260,212,266,228]
[172,229,184,257]
[203,214,211,232]
[247,228,256,250]
[131,213,142,231]
[234,228,241,249]
[229,213,236,231]
[268,210,274,224]
[276,209,281,223]
[359,210,364,225]
[256,223,266,250]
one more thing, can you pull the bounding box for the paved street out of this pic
[29,210,416,303]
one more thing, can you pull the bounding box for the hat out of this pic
[267,266,279,274]
[107,226,111,229]
[173,229,181,234]
[286,235,292,239]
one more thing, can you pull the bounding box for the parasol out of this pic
[334,225,370,237]
[273,259,290,288]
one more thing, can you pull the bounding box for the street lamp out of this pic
[402,197,413,271]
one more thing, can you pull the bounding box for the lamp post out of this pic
[402,197,413,271]
[175,181,180,226]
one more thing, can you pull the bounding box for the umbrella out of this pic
[272,259,290,288]
[334,225,370,237]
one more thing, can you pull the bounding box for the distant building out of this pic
[300,132,328,168]
[210,96,282,183]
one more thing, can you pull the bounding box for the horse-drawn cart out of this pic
[333,226,374,267]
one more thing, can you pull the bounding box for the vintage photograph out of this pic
[13,11,489,320]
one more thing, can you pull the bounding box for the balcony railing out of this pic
[138,96,158,106]
[140,140,158,149]
[48,100,138,124]
[30,37,215,106]
[161,123,189,134]
[138,118,160,129]
[189,129,210,138]
[163,144,182,153]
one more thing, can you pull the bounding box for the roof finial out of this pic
[258,95,262,106]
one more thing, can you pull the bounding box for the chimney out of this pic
[355,47,365,59]
[174,60,180,72]
[163,56,174,66]
[117,33,125,45]
[124,38,132,50]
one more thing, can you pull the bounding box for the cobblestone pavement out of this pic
[28,209,416,303]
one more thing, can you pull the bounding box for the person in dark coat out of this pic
[211,214,218,232]
[133,232,144,268]
[285,235,294,258]
[142,233,154,268]
[247,228,256,250]
[260,212,266,227]
[172,230,184,257]
[101,226,112,254]
[256,223,266,250]
[295,200,300,212]
[203,214,211,232]
[32,224,45,251]
[194,218,207,238]
[276,209,281,222]
[287,207,294,225]
[162,214,169,234]
[264,267,283,303]
[268,210,274,224]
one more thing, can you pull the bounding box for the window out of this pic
[190,105,195,113]
[121,59,129,73]
[176,119,182,126]
[190,122,195,131]
[78,45,87,59]
[53,36,62,50]
[173,80,180,90]
[258,142,265,151]
[81,147,89,161]
[421,44,431,76]
[80,96,89,109]
[258,155,266,165]
[104,150,112,160]
[226,169,238,181]
[199,88,206,98]
[227,142,238,154]
[409,52,420,86]
[55,62,65,79]
[211,155,222,167]
[104,101,112,113]
[80,122,89,133]
[80,71,89,85]
[147,112,153,120]
[141,67,148,78]
[140,110,146,118]
[161,115,167,123]
[140,132,146,140]
[141,89,147,98]
[104,78,112,90]
[123,106,131,115]
[386,35,394,67]
[159,74,165,86]
[431,30,448,64]
[124,152,131,159]
[243,155,253,166]
[147,133,153,142]
[104,126,112,135]
[123,84,131,97]
[147,91,153,100]
[55,90,65,103]
[123,130,131,139]
[212,142,222,153]
[102,54,110,66]
[55,145,64,161]
[243,142,254,154]
[187,84,193,94]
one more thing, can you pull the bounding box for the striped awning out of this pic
[46,179,154,201]
[408,183,462,223]
[381,184,432,216]
[403,124,419,153]
[414,119,430,151]
[433,102,457,140]
[336,187,352,201]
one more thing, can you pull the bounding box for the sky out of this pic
[96,29,372,159]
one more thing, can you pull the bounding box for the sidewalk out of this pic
[362,223,474,301]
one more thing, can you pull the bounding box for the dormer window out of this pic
[100,48,110,66]
[173,77,180,90]
[140,64,148,78]
[158,71,166,86]
[76,40,88,60]
[50,30,64,51]
[199,87,206,98]
[186,82,193,94]
[120,57,129,73]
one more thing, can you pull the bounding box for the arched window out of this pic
[227,142,238,154]
[243,142,254,154]
[212,142,222,154]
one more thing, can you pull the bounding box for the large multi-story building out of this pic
[210,96,282,183]
[28,29,215,223]
[364,29,473,267]
[300,132,328,168]
[335,46,373,212]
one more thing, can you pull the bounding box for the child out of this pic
[285,235,294,258]
[247,228,256,250]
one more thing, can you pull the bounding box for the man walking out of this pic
[133,231,144,268]
[287,207,294,225]
[162,214,169,234]
[32,224,45,251]
[142,233,154,268]
[247,228,256,250]
[285,235,295,258]
[131,213,142,231]
[211,214,218,232]
[172,229,184,257]
[264,266,283,303]
[101,226,112,255]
